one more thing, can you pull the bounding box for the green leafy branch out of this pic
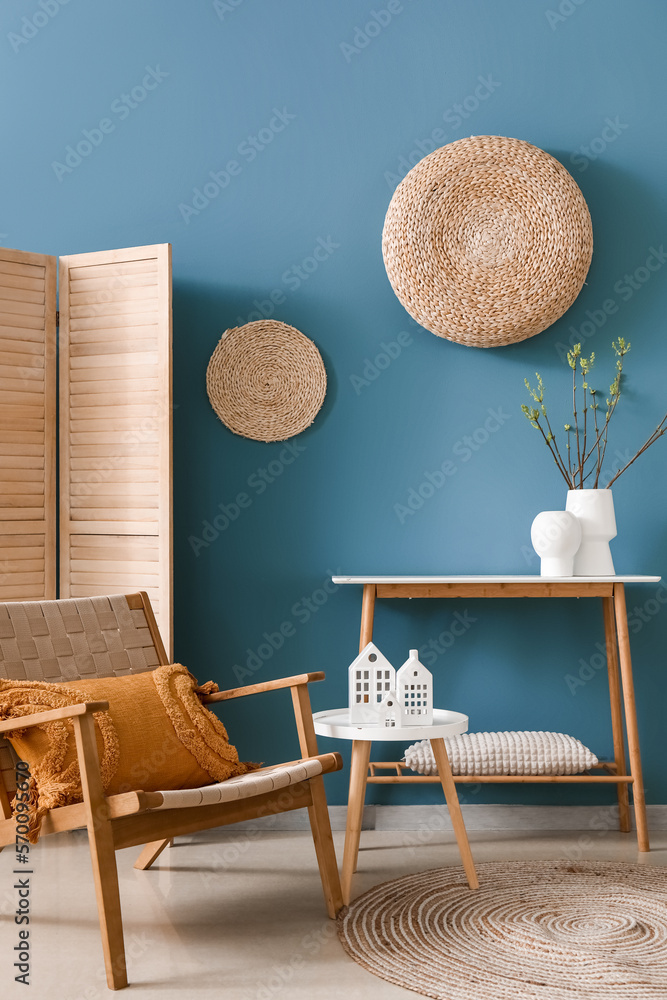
[521,338,666,490]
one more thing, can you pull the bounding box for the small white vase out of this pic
[530,510,582,576]
[565,489,617,576]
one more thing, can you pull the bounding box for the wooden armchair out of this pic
[0,593,343,990]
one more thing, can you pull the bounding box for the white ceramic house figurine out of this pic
[396,649,433,725]
[377,689,406,728]
[349,642,396,723]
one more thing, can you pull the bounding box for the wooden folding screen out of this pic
[58,245,173,655]
[0,249,57,600]
[0,244,172,655]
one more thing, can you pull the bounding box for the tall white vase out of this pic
[565,489,617,576]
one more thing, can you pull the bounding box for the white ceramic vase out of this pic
[565,489,617,576]
[530,510,582,577]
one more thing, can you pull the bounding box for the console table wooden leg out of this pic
[359,584,376,650]
[613,584,649,852]
[430,738,478,889]
[602,595,631,833]
[342,739,372,904]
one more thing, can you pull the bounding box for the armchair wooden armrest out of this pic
[200,672,325,703]
[201,671,326,762]
[0,700,110,735]
[0,700,111,825]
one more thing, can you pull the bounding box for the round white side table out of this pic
[313,708,479,903]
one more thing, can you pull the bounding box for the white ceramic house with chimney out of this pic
[348,642,396,723]
[396,649,433,724]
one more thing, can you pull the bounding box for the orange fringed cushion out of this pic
[0,664,253,841]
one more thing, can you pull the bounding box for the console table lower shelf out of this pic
[366,761,633,784]
[313,708,479,904]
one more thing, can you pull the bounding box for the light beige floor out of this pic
[2,825,667,998]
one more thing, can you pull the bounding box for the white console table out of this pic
[330,575,660,900]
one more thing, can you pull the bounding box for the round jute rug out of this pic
[338,860,667,999]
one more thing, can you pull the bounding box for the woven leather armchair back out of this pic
[0,592,167,795]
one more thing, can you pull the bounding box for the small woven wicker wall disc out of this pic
[382,135,593,348]
[206,320,327,442]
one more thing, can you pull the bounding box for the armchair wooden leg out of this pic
[0,777,11,850]
[290,682,343,915]
[306,777,343,918]
[134,838,172,871]
[73,714,128,990]
[0,778,11,820]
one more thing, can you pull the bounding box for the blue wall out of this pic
[2,0,666,806]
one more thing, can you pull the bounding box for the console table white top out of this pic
[333,575,661,584]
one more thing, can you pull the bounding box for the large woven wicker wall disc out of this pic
[206,320,327,442]
[382,135,593,348]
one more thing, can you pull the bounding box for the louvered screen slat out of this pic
[0,249,56,600]
[59,245,172,655]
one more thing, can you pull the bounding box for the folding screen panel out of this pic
[0,249,57,600]
[58,244,173,655]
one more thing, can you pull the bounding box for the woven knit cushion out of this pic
[0,663,253,840]
[404,731,599,776]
